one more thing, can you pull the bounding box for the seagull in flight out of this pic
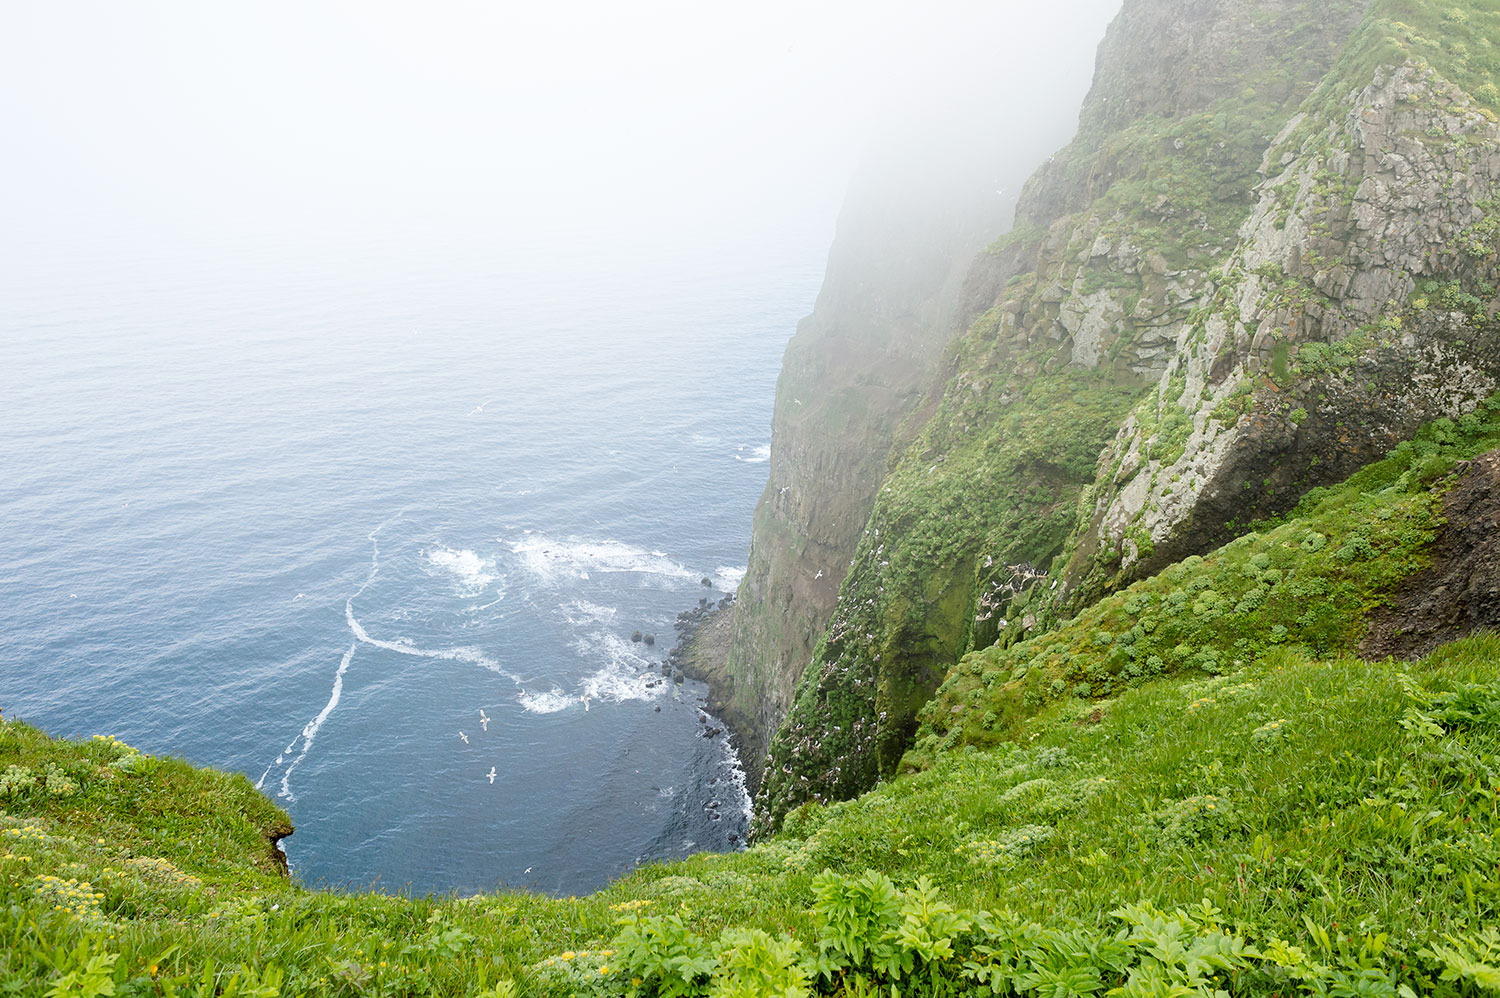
[487,767,497,784]
[469,399,495,416]
[479,709,490,732]
[459,731,469,744]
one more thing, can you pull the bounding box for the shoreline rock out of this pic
[666,594,765,796]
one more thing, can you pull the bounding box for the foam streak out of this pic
[261,514,402,800]
[278,641,356,801]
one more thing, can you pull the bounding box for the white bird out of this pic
[293,593,306,601]
[582,696,590,712]
[487,767,496,784]
[479,709,489,731]
[459,731,469,744]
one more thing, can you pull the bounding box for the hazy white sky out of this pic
[1,2,1121,272]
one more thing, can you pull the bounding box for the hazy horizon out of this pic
[2,2,1123,285]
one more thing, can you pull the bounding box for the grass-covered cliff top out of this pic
[912,394,1500,766]
[5,636,1499,995]
[5,415,1500,994]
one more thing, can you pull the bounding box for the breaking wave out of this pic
[425,546,498,597]
[713,565,746,591]
[518,688,575,714]
[507,535,697,584]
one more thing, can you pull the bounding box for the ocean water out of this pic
[0,236,821,896]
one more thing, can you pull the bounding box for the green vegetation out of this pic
[750,335,1144,835]
[914,394,1500,762]
[6,628,1500,994]
[1271,0,1500,162]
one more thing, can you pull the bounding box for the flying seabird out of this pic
[487,766,496,784]
[479,709,490,731]
[459,731,469,744]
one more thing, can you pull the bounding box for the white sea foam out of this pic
[277,641,356,801]
[734,444,771,464]
[713,565,746,591]
[576,632,666,704]
[345,602,519,681]
[426,546,497,596]
[262,513,403,799]
[713,728,754,826]
[563,599,617,626]
[507,535,697,584]
[518,688,575,714]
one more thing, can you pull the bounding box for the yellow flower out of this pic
[560,951,575,960]
[599,966,610,975]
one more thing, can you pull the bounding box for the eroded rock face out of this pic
[1361,449,1500,658]
[1066,65,1500,603]
[720,139,1021,775]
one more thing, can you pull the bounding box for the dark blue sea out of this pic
[0,233,822,896]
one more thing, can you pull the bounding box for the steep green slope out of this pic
[914,393,1500,764]
[5,641,1498,995]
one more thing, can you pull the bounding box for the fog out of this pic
[2,1,1122,284]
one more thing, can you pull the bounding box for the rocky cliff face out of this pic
[718,135,1029,776]
[732,0,1500,836]
[1064,60,1500,601]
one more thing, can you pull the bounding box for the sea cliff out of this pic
[733,0,1500,834]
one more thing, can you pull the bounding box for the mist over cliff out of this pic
[723,0,1500,834]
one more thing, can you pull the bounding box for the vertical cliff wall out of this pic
[717,133,1040,775]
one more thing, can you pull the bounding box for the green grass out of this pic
[912,396,1500,764]
[5,632,1500,995]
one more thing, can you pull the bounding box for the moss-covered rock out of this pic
[1065,3,1500,605]
[911,396,1500,766]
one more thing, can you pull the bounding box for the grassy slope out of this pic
[912,395,1500,765]
[5,641,1499,995]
